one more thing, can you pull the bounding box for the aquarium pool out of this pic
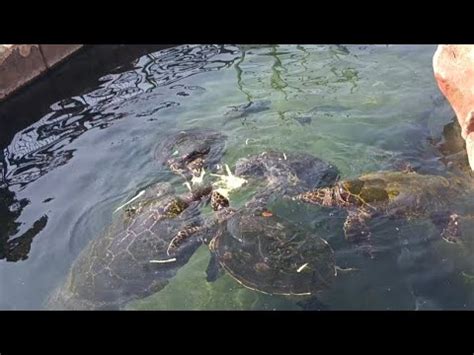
[1,44,473,310]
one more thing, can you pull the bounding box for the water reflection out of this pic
[229,44,362,125]
[1,44,467,309]
[0,45,241,264]
[1,45,241,189]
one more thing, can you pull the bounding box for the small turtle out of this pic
[293,170,469,256]
[154,129,227,180]
[46,182,212,310]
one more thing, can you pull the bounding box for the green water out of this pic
[3,44,473,310]
[123,45,468,310]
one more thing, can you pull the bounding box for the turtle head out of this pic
[183,147,211,177]
[167,158,187,177]
[294,187,338,207]
[294,180,364,207]
[166,147,210,178]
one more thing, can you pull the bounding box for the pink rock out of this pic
[433,45,474,170]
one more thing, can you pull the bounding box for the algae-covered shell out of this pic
[46,182,207,310]
[210,209,336,296]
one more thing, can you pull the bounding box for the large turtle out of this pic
[167,150,344,297]
[293,170,469,257]
[291,117,474,255]
[46,182,212,310]
[206,197,339,296]
[154,129,227,180]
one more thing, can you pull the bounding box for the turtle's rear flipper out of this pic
[343,209,375,258]
[430,211,462,244]
[206,253,224,282]
[297,296,329,310]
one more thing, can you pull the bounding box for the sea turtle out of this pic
[293,170,469,257]
[205,197,339,296]
[46,182,212,310]
[154,129,227,180]
[167,151,343,296]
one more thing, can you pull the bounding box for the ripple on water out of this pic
[2,44,474,310]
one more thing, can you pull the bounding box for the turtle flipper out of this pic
[430,211,462,244]
[206,253,224,282]
[167,225,206,256]
[343,208,374,258]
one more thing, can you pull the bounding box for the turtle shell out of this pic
[210,209,336,296]
[46,182,206,310]
[235,151,339,195]
[343,171,457,217]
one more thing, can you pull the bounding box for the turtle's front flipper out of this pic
[167,225,206,256]
[343,208,374,258]
[205,253,224,282]
[430,211,462,244]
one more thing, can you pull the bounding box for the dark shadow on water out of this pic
[0,45,173,150]
[0,186,48,262]
[0,44,242,263]
[1,45,242,189]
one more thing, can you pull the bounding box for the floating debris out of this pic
[149,258,177,264]
[191,168,206,186]
[211,164,247,198]
[183,181,192,192]
[113,190,145,213]
[297,263,309,273]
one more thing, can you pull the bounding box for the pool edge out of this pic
[0,44,84,102]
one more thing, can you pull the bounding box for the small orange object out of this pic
[262,211,273,217]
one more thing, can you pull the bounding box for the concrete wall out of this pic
[0,44,83,101]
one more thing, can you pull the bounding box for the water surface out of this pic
[1,44,472,310]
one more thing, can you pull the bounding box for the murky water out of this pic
[1,44,474,310]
